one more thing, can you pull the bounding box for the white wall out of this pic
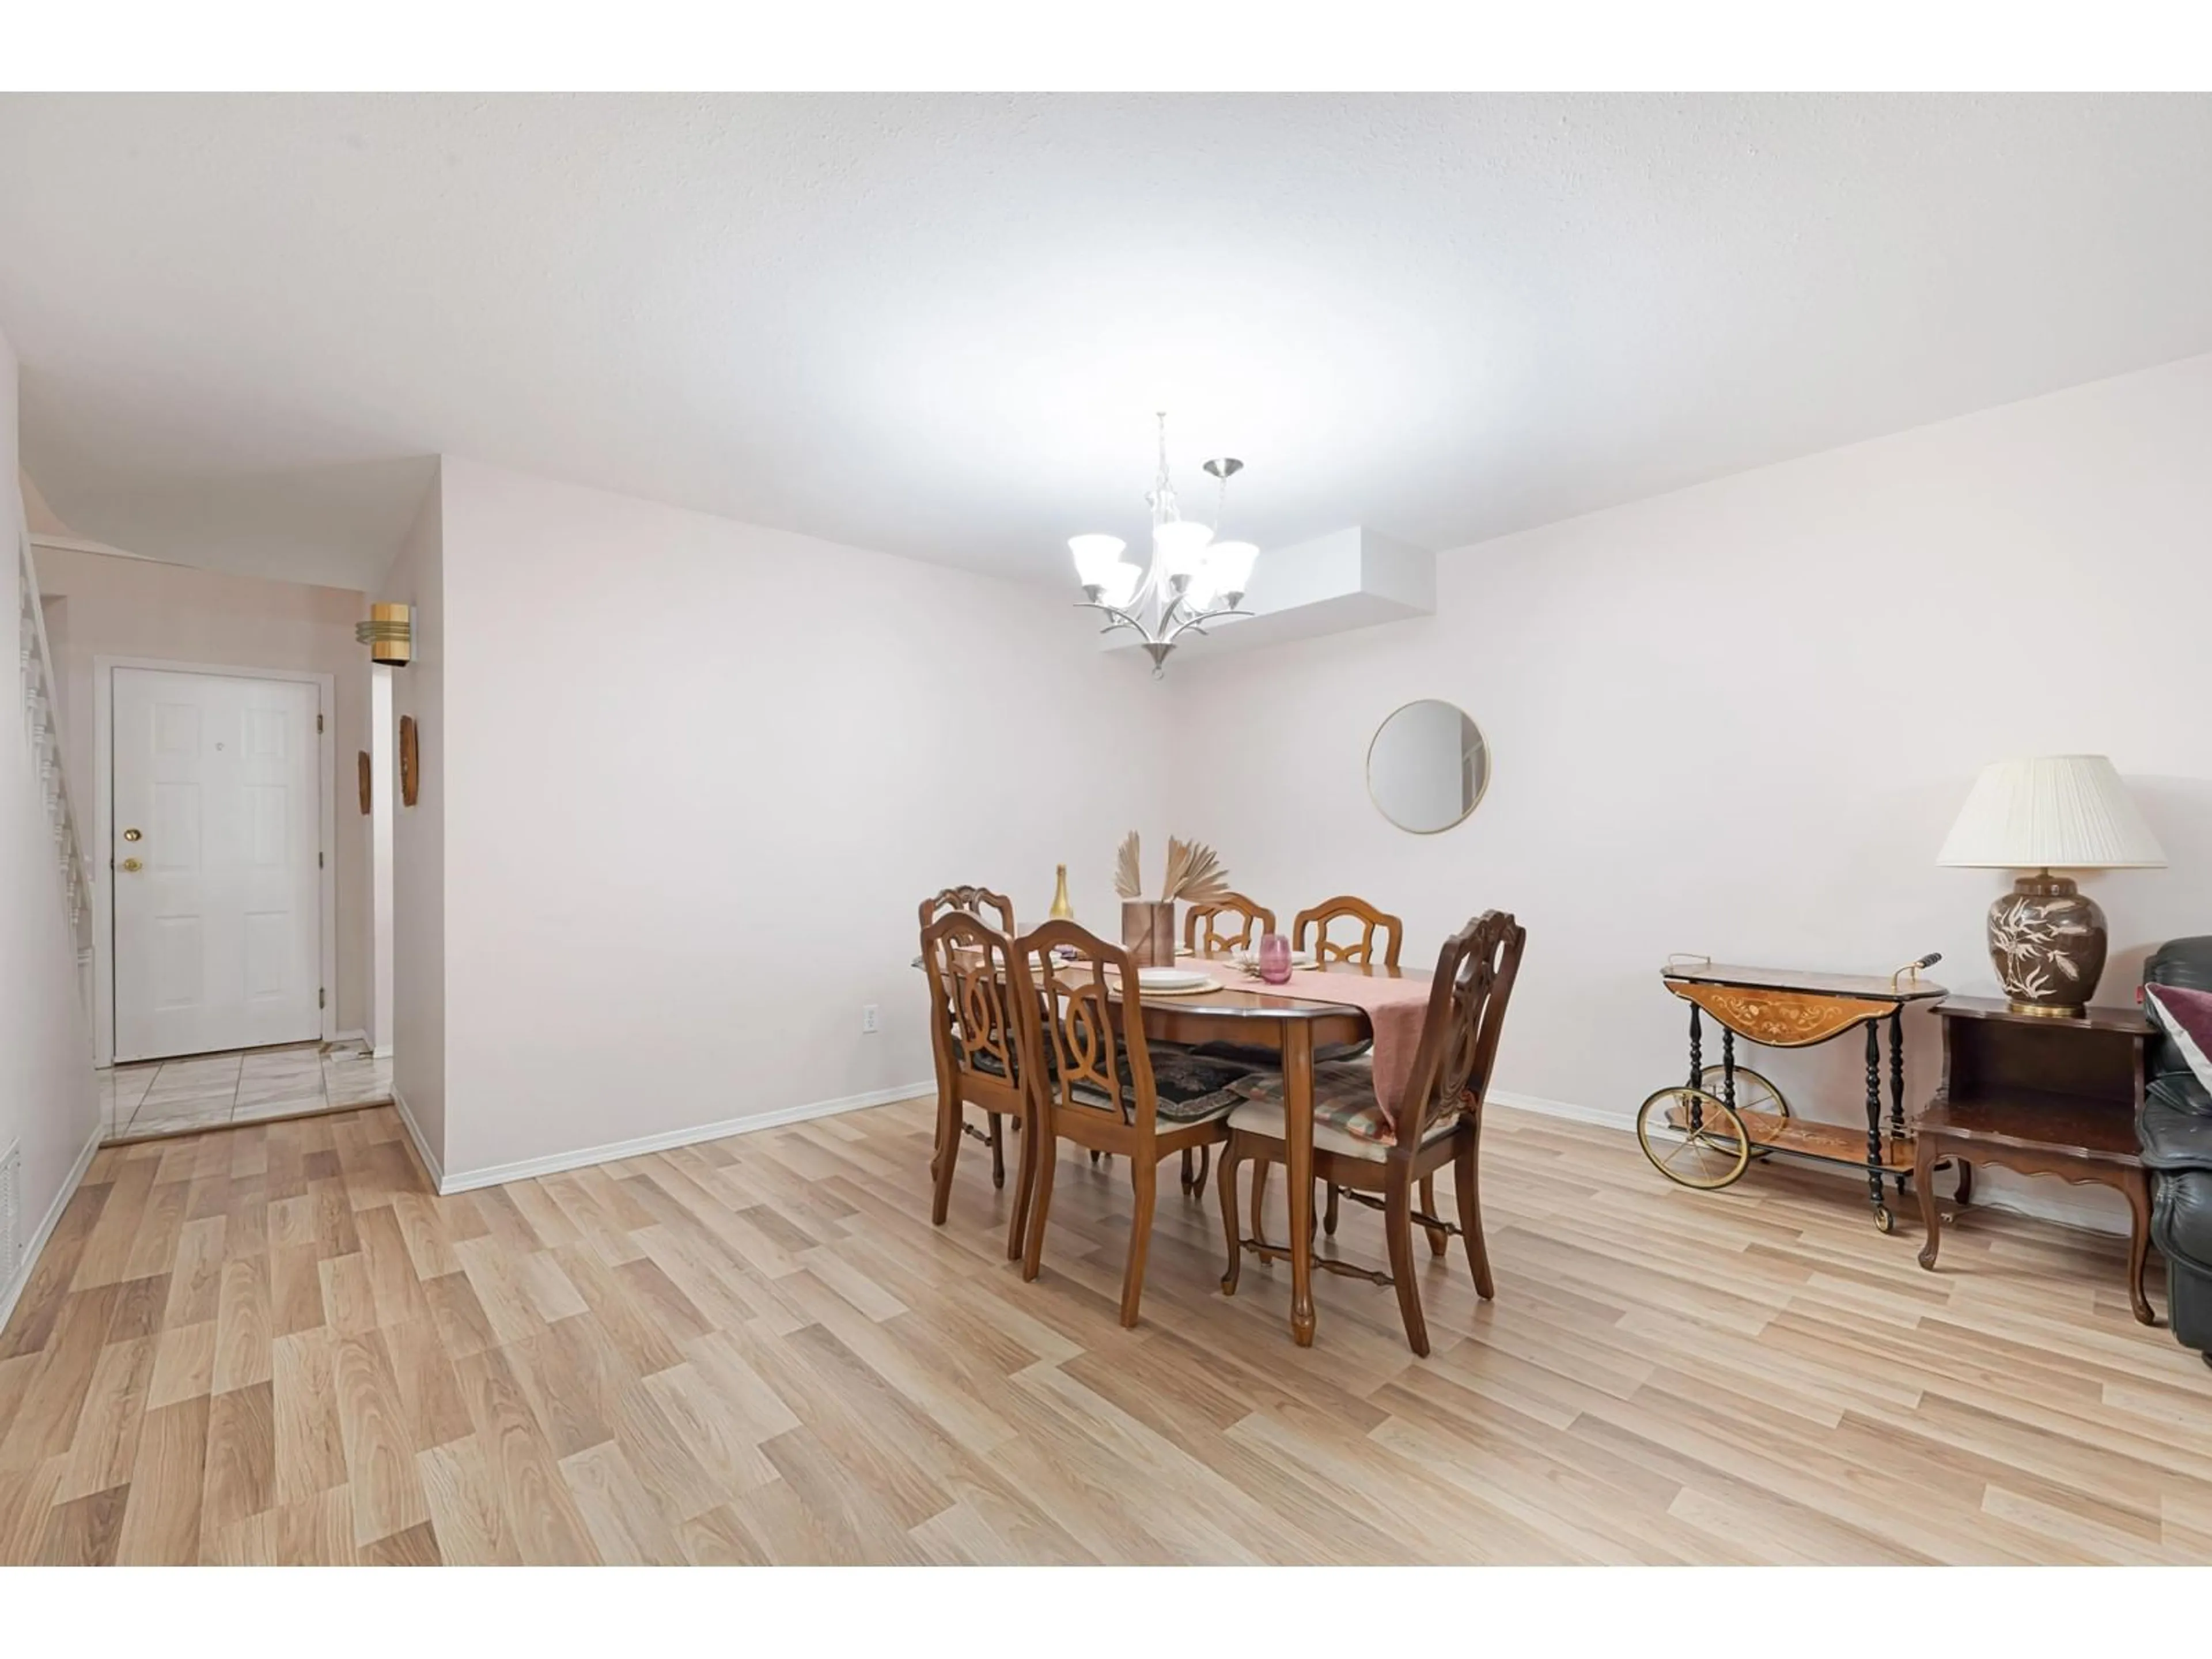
[35,546,374,1044]
[0,322,98,1313]
[387,472,445,1173]
[416,457,1169,1180]
[1166,351,2212,1226]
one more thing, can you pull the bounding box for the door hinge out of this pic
[319,988,327,1010]
[319,851,325,868]
[317,713,325,734]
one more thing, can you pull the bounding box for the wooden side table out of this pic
[1914,997,2157,1324]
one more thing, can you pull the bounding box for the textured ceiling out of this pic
[3,92,2211,592]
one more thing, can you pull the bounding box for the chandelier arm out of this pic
[1164,604,1251,646]
[1077,599,1156,641]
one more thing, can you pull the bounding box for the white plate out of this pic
[1233,950,1316,971]
[1135,967,1213,990]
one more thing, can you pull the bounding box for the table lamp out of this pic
[1937,755,2165,1017]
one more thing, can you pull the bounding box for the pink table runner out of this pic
[1186,958,1434,1130]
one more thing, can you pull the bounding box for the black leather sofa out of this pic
[2139,936,2212,1363]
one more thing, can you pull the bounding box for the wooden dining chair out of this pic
[1289,894,1407,1222]
[1291,894,1403,967]
[1011,919,1259,1327]
[919,884,1016,935]
[1184,893,1276,956]
[1216,910,1527,1356]
[919,907,1036,1260]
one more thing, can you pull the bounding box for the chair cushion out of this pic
[965,1047,1054,1085]
[1196,1038,1376,1069]
[1067,1050,1260,1126]
[1225,1089,1460,1161]
[1226,1059,1463,1153]
[1192,1040,1280,1067]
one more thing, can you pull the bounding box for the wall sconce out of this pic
[355,602,413,666]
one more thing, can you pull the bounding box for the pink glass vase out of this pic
[1257,933,1293,984]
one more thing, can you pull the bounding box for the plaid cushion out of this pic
[1228,1060,1393,1145]
[1068,1050,1260,1125]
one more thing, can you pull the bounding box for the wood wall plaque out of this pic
[399,715,420,807]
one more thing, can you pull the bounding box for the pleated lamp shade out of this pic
[1937,755,2165,870]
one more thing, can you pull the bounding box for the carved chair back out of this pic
[918,884,1016,935]
[1184,893,1276,955]
[1396,910,1528,1142]
[1009,919,1161,1140]
[919,909,1026,1108]
[1291,895,1404,968]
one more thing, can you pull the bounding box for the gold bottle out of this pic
[1048,863,1075,920]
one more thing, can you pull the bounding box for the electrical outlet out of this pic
[861,1003,880,1035]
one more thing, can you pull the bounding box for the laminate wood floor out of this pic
[1,1095,2205,1565]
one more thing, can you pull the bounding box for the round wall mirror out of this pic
[1367,700,1489,834]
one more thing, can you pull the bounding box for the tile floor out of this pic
[101,1040,393,1141]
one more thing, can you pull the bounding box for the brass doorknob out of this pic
[119,857,144,873]
[122,827,142,842]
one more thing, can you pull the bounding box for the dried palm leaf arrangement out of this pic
[1112,831,1232,905]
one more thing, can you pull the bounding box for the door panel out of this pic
[113,668,323,1062]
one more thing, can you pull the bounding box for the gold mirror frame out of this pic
[1365,699,1490,835]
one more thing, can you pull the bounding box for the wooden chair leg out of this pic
[1191,1143,1210,1200]
[1249,1156,1271,1253]
[988,1113,1007,1190]
[1022,1123,1059,1283]
[1385,1170,1430,1357]
[929,1086,961,1227]
[1180,1147,1196,1194]
[1217,1138,1244,1296]
[1007,1107,1039,1263]
[1421,1175,1448,1256]
[1454,1143,1494,1300]
[1323,1182,1340,1237]
[1119,1156,1160,1328]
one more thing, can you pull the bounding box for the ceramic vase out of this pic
[1986,870,2105,1018]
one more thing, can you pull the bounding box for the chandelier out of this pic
[1069,414,1258,676]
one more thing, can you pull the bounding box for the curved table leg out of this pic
[1915,1131,1942,1271]
[2124,1168,2157,1326]
[1282,1021,1317,1347]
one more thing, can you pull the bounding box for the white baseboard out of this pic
[1493,1088,2130,1238]
[0,1119,103,1338]
[389,1084,444,1193]
[419,1080,934,1197]
[1491,1088,1632,1132]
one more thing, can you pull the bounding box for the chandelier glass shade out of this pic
[1069,414,1257,675]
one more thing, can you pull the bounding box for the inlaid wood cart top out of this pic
[1661,961,1948,1005]
[1660,961,1948,1048]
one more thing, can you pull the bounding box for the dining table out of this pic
[1120,950,1426,1347]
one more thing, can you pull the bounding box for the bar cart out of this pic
[1637,955,1946,1233]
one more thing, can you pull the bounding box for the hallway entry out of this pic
[110,665,327,1062]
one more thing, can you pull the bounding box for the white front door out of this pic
[112,668,324,1062]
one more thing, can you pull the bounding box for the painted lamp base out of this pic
[1987,870,2105,1018]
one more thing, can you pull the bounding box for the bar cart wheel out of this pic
[1636,1086,1751,1191]
[1699,1065,1789,1158]
[1872,1205,1896,1234]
